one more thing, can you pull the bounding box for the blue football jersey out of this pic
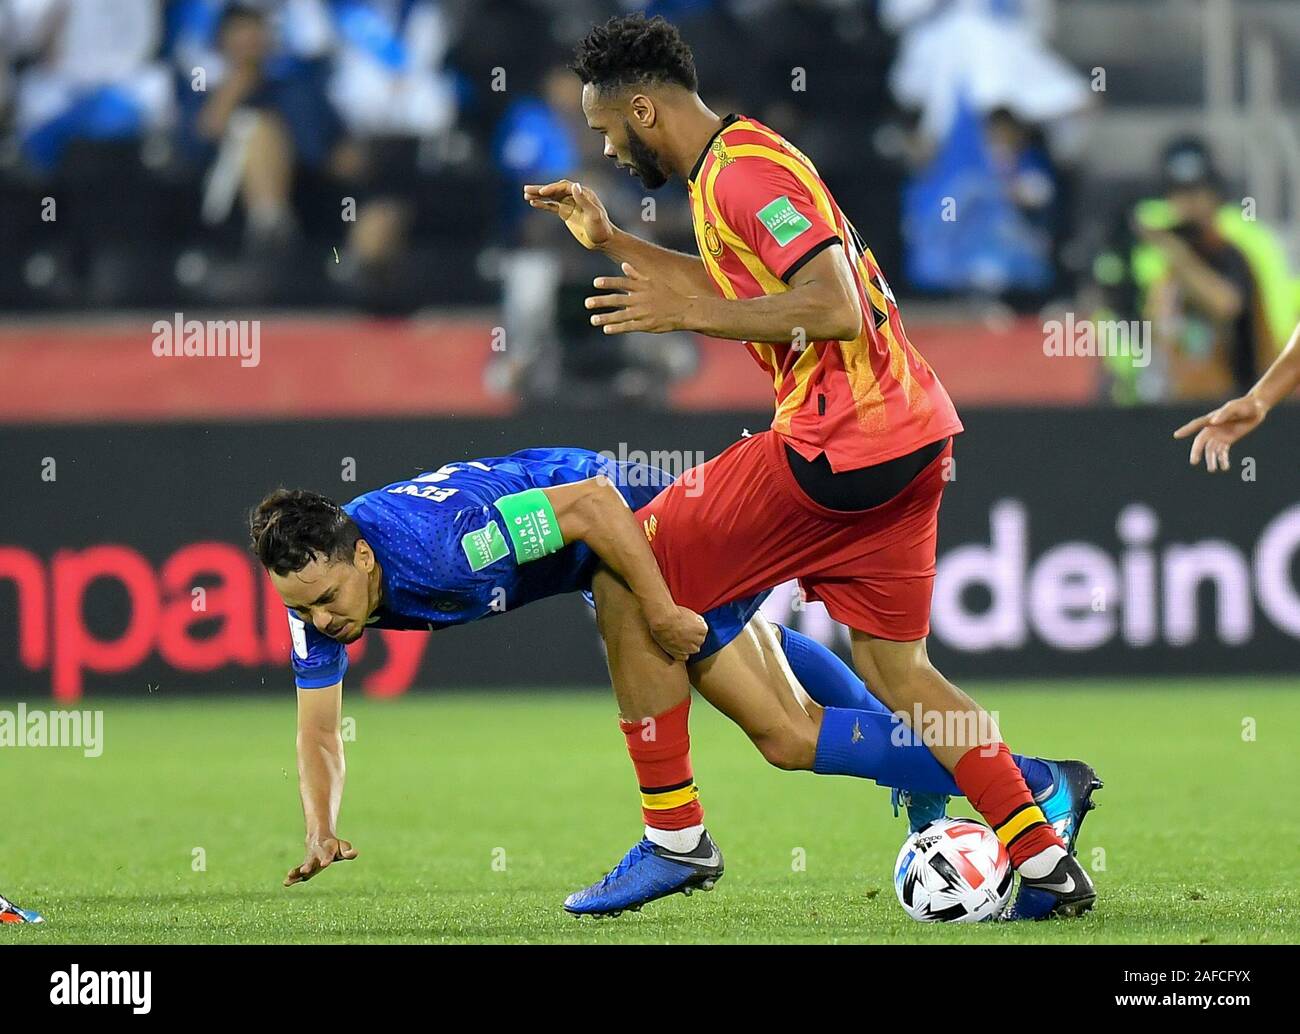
[287,446,765,688]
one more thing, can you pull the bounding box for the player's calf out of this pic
[749,722,818,771]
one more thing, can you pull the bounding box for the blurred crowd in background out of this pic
[1,0,1298,406]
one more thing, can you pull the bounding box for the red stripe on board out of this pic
[0,317,515,424]
[0,315,1098,423]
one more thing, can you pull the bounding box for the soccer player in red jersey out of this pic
[527,13,1099,919]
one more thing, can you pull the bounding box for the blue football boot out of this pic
[1033,759,1103,854]
[1003,851,1097,920]
[563,830,724,917]
[1003,759,1103,920]
[891,788,950,834]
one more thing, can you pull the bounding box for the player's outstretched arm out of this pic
[523,179,715,297]
[538,477,707,661]
[285,681,358,886]
[1174,319,1300,471]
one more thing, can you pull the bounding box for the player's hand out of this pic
[284,836,358,886]
[523,180,614,250]
[647,603,708,661]
[586,262,691,335]
[1172,395,1268,472]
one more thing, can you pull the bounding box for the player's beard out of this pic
[623,120,670,189]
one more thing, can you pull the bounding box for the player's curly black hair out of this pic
[218,1,265,33]
[248,488,361,576]
[570,13,697,95]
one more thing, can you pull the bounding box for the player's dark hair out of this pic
[248,488,361,576]
[218,2,266,33]
[571,13,697,95]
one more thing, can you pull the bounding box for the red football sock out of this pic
[954,742,1064,868]
[620,696,703,831]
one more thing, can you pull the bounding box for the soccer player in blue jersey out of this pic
[249,446,1098,916]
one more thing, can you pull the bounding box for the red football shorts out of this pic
[635,430,953,641]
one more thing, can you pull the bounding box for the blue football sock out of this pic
[775,624,886,712]
[813,707,960,793]
[779,626,1053,796]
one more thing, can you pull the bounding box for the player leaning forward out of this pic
[251,449,1095,914]
[526,13,1098,919]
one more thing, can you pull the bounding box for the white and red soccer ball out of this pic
[894,817,1014,923]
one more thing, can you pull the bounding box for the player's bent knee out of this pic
[751,727,816,771]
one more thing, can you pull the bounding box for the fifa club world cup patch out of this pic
[461,520,509,572]
[756,195,812,247]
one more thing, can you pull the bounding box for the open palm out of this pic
[1173,396,1267,472]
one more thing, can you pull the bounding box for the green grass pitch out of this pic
[3,680,1298,944]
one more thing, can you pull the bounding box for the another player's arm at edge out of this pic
[285,679,357,886]
[534,477,707,661]
[1174,318,1300,471]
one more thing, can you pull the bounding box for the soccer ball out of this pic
[893,817,1013,923]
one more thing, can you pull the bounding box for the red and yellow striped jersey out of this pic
[687,114,963,471]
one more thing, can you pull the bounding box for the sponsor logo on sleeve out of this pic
[756,195,813,247]
[461,520,509,572]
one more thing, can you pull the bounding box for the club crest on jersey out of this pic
[710,137,734,169]
[702,221,724,258]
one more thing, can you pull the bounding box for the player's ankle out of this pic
[645,824,704,853]
[1017,844,1067,880]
